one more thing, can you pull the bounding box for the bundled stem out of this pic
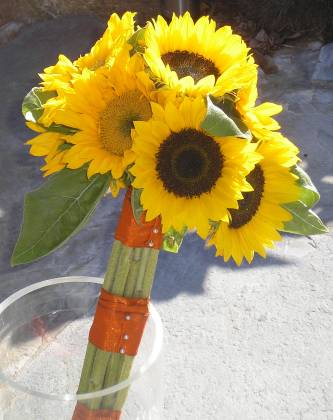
[76,239,159,412]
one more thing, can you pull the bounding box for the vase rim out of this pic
[0,276,164,402]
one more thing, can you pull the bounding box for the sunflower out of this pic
[39,12,135,93]
[25,122,68,176]
[37,12,135,128]
[208,141,299,265]
[236,77,283,140]
[25,121,125,197]
[75,11,135,71]
[235,75,300,165]
[130,97,260,236]
[52,52,155,179]
[39,54,78,94]
[143,12,257,97]
[37,54,76,127]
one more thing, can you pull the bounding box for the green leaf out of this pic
[218,98,250,136]
[128,27,145,54]
[47,123,78,135]
[22,87,56,123]
[131,188,143,224]
[162,226,187,253]
[207,220,220,239]
[282,201,328,235]
[122,168,134,187]
[292,165,320,208]
[22,87,77,135]
[11,167,111,266]
[26,120,78,136]
[201,96,251,139]
[58,142,72,151]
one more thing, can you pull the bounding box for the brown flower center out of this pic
[156,128,223,198]
[161,50,220,83]
[229,165,265,228]
[99,90,152,156]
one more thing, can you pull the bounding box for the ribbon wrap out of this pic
[115,189,163,249]
[72,403,121,420]
[89,289,149,356]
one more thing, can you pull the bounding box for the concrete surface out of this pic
[0,0,161,27]
[312,43,333,84]
[0,17,332,420]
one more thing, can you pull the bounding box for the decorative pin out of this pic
[120,347,125,354]
[148,240,154,247]
[123,334,129,341]
[125,314,131,321]
[153,227,159,234]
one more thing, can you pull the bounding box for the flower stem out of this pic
[76,239,159,412]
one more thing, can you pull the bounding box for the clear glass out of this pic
[0,277,163,420]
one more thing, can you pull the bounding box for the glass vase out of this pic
[0,277,163,420]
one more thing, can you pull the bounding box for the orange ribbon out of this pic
[115,189,163,249]
[89,289,149,356]
[72,403,121,420]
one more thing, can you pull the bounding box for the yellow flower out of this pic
[75,12,135,71]
[25,122,124,197]
[130,97,260,236]
[38,54,75,127]
[208,141,300,265]
[39,54,78,94]
[236,78,283,140]
[53,52,155,179]
[235,75,300,166]
[25,122,68,176]
[39,12,135,92]
[143,12,257,96]
[266,132,300,167]
[37,12,136,127]
[38,96,67,128]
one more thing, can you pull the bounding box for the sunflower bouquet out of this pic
[12,11,327,419]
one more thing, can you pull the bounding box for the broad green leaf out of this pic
[162,226,187,253]
[282,201,328,235]
[292,165,320,208]
[131,188,143,224]
[11,167,111,266]
[128,27,145,54]
[22,87,56,123]
[201,96,251,139]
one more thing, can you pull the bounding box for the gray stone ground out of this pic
[0,16,332,420]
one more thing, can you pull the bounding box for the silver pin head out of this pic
[123,334,129,341]
[125,314,131,321]
[148,240,154,247]
[153,228,159,234]
[120,347,125,354]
